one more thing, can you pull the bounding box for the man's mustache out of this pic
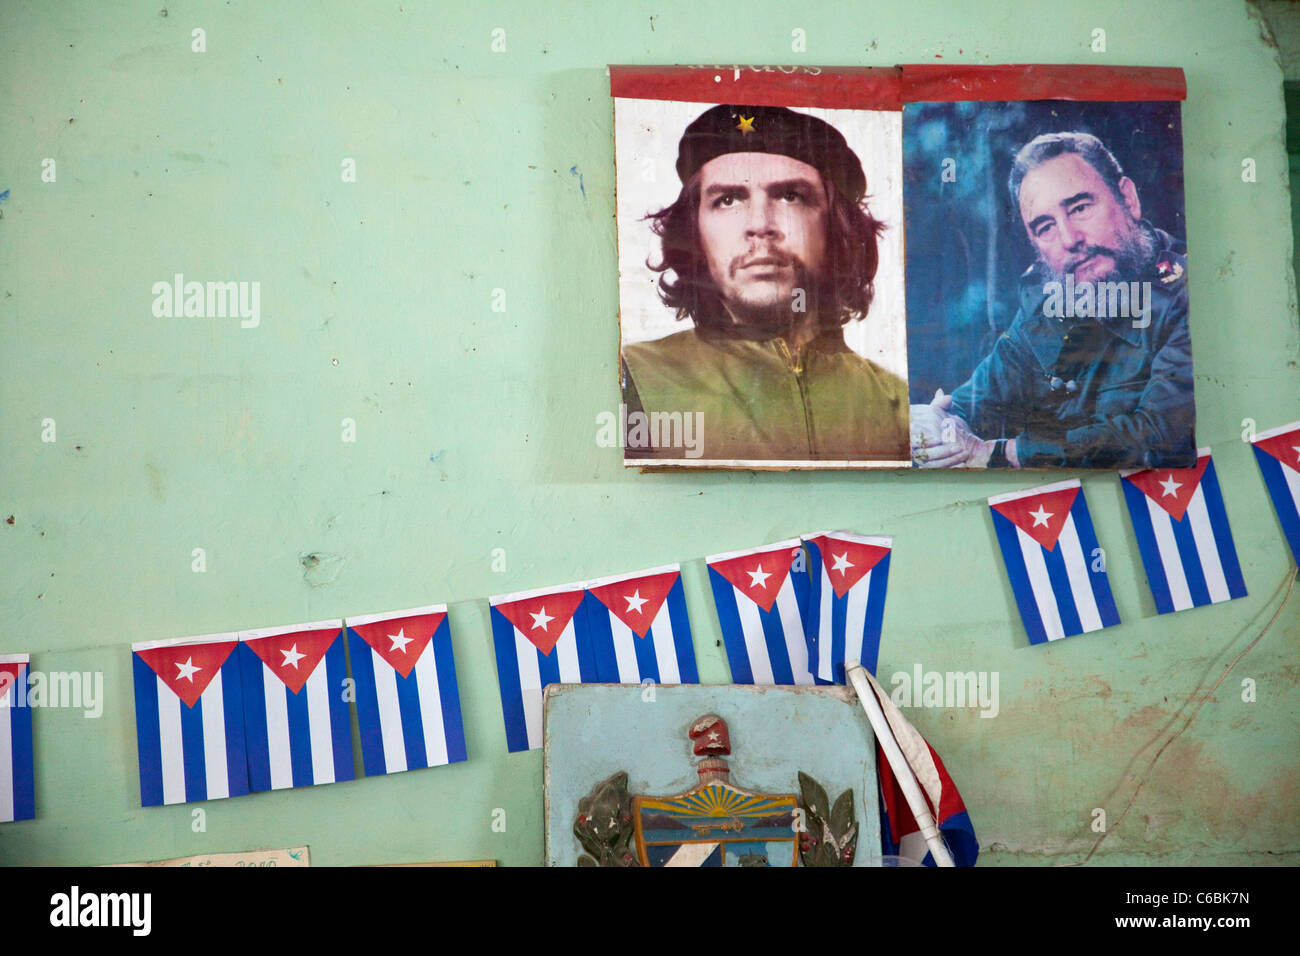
[729,249,802,277]
[1064,245,1120,272]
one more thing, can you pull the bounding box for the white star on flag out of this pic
[623,590,648,614]
[747,565,772,589]
[530,607,554,631]
[1159,474,1183,497]
[388,628,413,653]
[1029,504,1053,528]
[174,657,201,682]
[280,644,305,669]
[830,552,854,575]
[1292,445,1300,463]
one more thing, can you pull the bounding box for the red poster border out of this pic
[609,65,903,110]
[608,64,1186,109]
[899,64,1186,102]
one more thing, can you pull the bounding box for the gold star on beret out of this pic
[736,115,756,136]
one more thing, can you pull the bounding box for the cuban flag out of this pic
[0,654,35,823]
[132,634,249,806]
[345,605,467,776]
[858,669,978,866]
[238,620,353,791]
[706,539,813,685]
[802,532,892,682]
[1251,420,1300,564]
[988,479,1120,645]
[1120,448,1247,613]
[583,565,699,685]
[490,581,597,753]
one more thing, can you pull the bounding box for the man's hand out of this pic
[910,388,998,468]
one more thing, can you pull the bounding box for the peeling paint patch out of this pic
[300,551,344,587]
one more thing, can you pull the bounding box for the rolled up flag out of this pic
[852,666,978,866]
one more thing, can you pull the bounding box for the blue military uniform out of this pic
[948,227,1195,469]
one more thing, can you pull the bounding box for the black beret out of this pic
[675,104,867,203]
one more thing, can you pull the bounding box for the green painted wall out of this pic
[1,0,1296,866]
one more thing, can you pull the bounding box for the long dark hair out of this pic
[645,173,885,332]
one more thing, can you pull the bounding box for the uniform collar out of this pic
[694,321,851,355]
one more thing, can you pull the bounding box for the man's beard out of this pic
[1042,220,1159,285]
[718,255,821,330]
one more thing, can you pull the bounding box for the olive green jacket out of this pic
[622,326,909,463]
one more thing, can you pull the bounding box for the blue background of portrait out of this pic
[902,100,1186,404]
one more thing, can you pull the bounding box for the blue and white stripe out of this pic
[238,622,353,792]
[802,533,892,682]
[584,568,699,685]
[707,541,813,685]
[132,635,249,807]
[0,655,35,823]
[989,484,1120,645]
[1121,453,1247,613]
[490,584,597,754]
[1252,423,1300,565]
[346,606,467,776]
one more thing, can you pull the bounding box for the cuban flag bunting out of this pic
[859,669,978,866]
[583,565,699,685]
[132,634,249,806]
[345,605,467,776]
[1120,448,1247,613]
[490,581,597,753]
[0,654,35,823]
[1251,420,1300,564]
[988,479,1120,644]
[706,539,813,685]
[802,532,892,682]
[238,620,353,791]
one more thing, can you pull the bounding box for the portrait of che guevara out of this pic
[615,101,911,467]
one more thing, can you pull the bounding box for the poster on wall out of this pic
[610,66,911,469]
[901,64,1193,470]
[609,64,1192,470]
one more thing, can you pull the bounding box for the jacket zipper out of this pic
[775,339,816,457]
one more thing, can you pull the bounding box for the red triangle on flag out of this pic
[587,571,678,638]
[136,640,237,709]
[990,486,1079,551]
[708,545,797,612]
[243,626,341,695]
[806,536,889,598]
[494,588,586,656]
[1254,427,1300,475]
[0,662,25,706]
[350,611,444,679]
[1123,454,1210,521]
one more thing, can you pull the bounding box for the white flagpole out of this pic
[845,661,956,868]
